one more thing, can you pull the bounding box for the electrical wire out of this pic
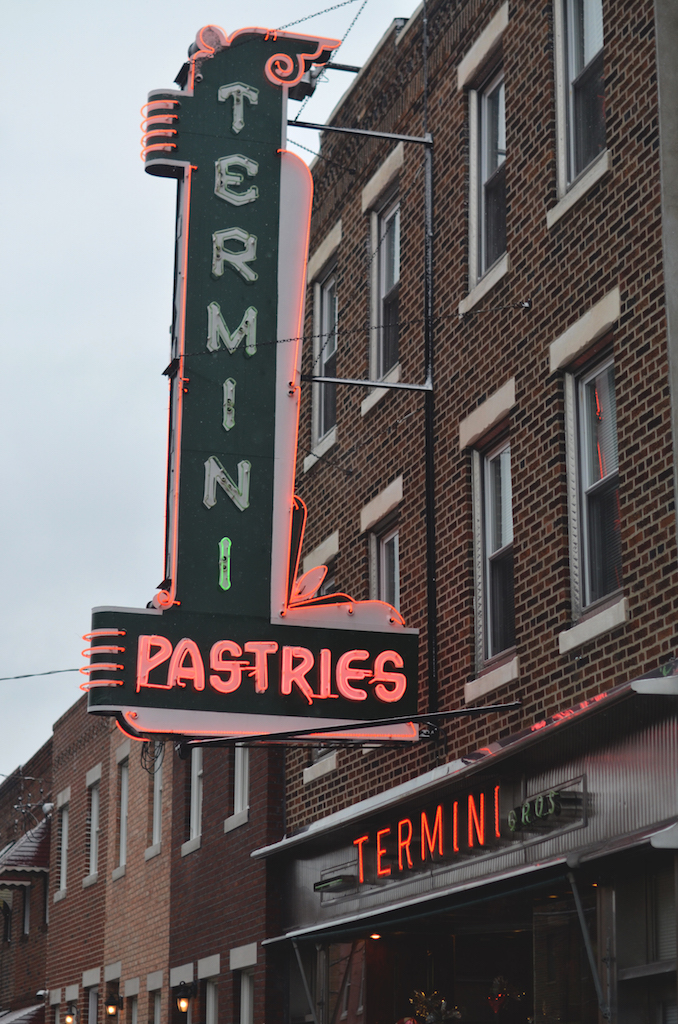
[0,668,80,682]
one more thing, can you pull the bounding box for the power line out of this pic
[0,668,80,682]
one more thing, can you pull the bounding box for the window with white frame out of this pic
[233,746,249,817]
[314,270,338,443]
[87,988,98,1024]
[150,742,163,848]
[189,747,203,841]
[483,441,515,659]
[118,759,128,868]
[577,358,621,605]
[59,803,69,891]
[374,524,400,611]
[559,0,605,185]
[239,971,254,1024]
[88,781,100,876]
[22,886,30,935]
[205,981,218,1024]
[478,70,506,278]
[377,199,400,378]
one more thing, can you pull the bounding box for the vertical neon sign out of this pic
[84,26,420,742]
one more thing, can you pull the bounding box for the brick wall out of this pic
[287,0,677,831]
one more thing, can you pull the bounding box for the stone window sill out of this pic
[303,752,338,785]
[558,595,627,654]
[111,864,126,881]
[224,809,249,834]
[144,843,161,862]
[546,150,610,229]
[180,836,201,857]
[53,888,67,904]
[360,363,401,416]
[303,426,337,473]
[82,872,98,889]
[458,253,510,315]
[464,654,519,704]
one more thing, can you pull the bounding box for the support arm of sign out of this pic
[184,703,522,748]
[301,374,433,392]
[567,871,611,1021]
[288,121,433,147]
[292,112,439,720]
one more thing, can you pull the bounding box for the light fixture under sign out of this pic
[175,981,197,1013]
[313,874,357,893]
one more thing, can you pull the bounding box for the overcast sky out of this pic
[0,0,422,779]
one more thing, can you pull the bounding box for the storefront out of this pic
[254,672,678,1024]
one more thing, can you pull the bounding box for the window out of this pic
[152,992,161,1024]
[315,271,338,443]
[577,359,621,605]
[87,989,99,1024]
[377,526,400,611]
[239,971,254,1024]
[483,441,515,658]
[205,981,218,1024]
[118,760,129,868]
[189,748,203,841]
[478,71,506,277]
[233,746,249,818]
[88,782,100,876]
[22,885,30,935]
[59,804,69,891]
[561,0,606,183]
[1,892,11,942]
[377,199,400,378]
[151,742,163,848]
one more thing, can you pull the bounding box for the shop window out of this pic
[477,70,506,278]
[577,358,621,606]
[314,270,338,444]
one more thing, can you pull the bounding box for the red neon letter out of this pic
[494,785,501,839]
[372,650,407,703]
[468,793,485,848]
[318,648,337,698]
[209,640,243,693]
[136,635,173,691]
[376,828,392,877]
[421,805,444,862]
[353,834,369,884]
[397,818,413,871]
[336,650,370,701]
[281,646,316,705]
[167,638,205,691]
[243,641,278,693]
[452,801,459,852]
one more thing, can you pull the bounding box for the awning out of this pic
[0,819,49,883]
[0,1005,45,1024]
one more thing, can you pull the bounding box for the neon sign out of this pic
[349,779,585,885]
[84,26,419,742]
